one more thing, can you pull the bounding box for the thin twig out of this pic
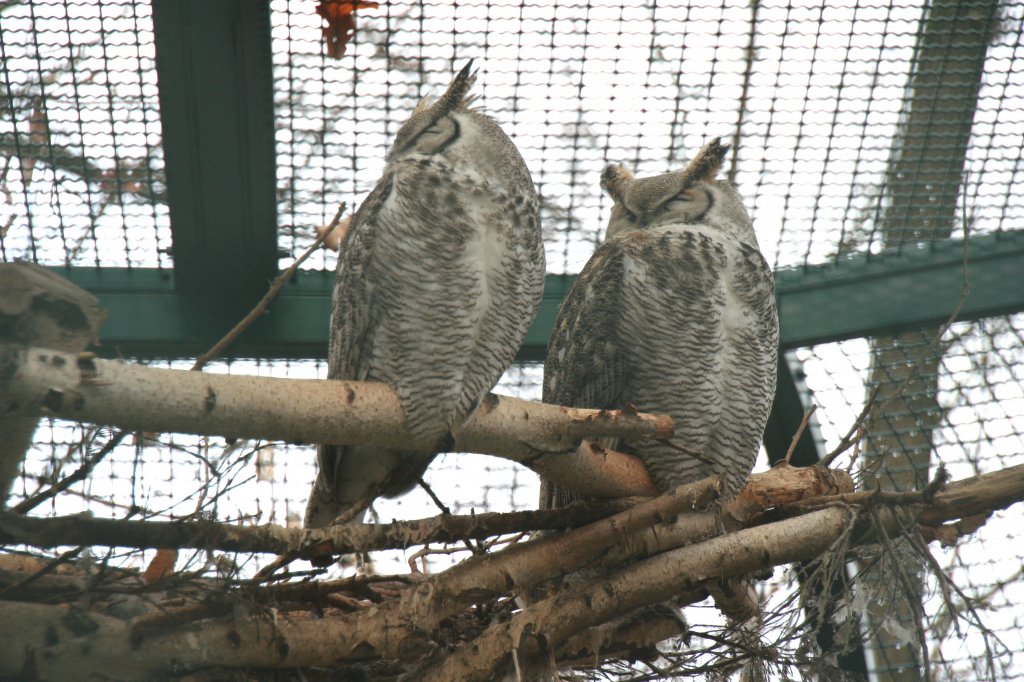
[783,405,817,466]
[820,386,880,468]
[868,507,932,682]
[907,529,1003,678]
[656,439,715,466]
[191,204,346,371]
[0,547,83,598]
[821,214,972,470]
[418,477,451,515]
[12,431,128,514]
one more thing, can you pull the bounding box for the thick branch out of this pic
[918,462,1024,525]
[0,464,1017,680]
[415,506,860,681]
[0,343,669,497]
[774,462,1024,527]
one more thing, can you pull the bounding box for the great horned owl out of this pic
[542,139,777,508]
[306,63,545,527]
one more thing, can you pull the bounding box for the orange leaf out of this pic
[143,548,178,584]
[316,1,380,59]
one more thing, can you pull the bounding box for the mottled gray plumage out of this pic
[306,63,545,527]
[542,139,778,508]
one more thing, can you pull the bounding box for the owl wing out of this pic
[326,174,391,384]
[306,174,396,526]
[441,181,545,427]
[541,242,630,509]
[311,159,543,526]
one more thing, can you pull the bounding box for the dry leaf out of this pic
[316,1,380,59]
[315,214,352,251]
[143,548,178,584]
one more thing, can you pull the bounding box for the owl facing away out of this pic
[542,139,778,508]
[306,63,545,527]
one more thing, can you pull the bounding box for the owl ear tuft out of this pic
[443,60,478,110]
[412,96,433,116]
[681,137,730,186]
[601,164,634,203]
[412,61,477,117]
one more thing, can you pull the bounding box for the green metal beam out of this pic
[775,230,1024,349]
[51,230,1024,361]
[151,0,278,315]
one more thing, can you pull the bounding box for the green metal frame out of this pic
[50,229,1024,361]
[151,0,278,324]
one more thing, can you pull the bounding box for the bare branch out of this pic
[783,405,817,466]
[772,461,1024,527]
[0,500,639,557]
[191,204,347,371]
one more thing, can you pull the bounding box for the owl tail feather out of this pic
[304,476,375,527]
[305,444,436,528]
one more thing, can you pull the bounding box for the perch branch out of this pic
[0,463,1018,680]
[0,343,668,497]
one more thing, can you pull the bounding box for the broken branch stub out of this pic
[0,263,106,506]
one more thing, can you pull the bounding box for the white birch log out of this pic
[0,342,671,497]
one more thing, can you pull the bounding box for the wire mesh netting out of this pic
[2,0,1024,679]
[271,0,1024,274]
[0,0,168,267]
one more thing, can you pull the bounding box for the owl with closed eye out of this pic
[306,63,545,527]
[541,139,778,509]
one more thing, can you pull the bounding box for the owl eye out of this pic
[421,121,447,136]
[668,189,698,205]
[412,115,460,154]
